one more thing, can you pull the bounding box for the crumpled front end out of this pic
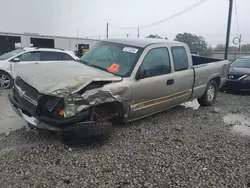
[9,75,129,132]
[51,80,129,118]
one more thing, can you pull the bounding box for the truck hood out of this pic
[229,67,250,75]
[15,61,122,95]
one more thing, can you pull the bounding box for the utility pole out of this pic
[225,0,233,59]
[76,26,79,51]
[137,27,140,38]
[106,23,109,38]
[238,34,242,52]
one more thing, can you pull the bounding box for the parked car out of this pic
[221,56,250,92]
[8,38,230,142]
[0,47,79,89]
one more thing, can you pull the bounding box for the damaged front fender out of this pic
[52,80,130,118]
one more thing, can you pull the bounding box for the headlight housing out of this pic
[49,88,92,118]
[38,95,65,119]
[63,94,90,118]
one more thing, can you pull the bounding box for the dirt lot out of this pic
[0,90,250,187]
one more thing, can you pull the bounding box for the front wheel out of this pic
[59,121,112,144]
[0,71,13,89]
[198,80,218,106]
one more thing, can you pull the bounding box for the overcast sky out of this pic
[1,0,249,46]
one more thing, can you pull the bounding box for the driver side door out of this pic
[130,47,176,120]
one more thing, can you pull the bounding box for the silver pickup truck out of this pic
[9,38,230,142]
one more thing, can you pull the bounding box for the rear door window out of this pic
[40,51,60,61]
[171,47,189,71]
[59,53,74,61]
[40,51,75,61]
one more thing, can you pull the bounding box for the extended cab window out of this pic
[17,51,40,61]
[138,48,171,79]
[171,47,189,71]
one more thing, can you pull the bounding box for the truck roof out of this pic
[103,38,184,48]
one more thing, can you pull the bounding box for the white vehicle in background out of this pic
[0,47,79,89]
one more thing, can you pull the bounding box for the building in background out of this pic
[0,32,99,55]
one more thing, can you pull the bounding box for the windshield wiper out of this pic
[88,64,109,73]
[78,59,116,75]
[78,60,110,73]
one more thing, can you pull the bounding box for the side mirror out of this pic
[12,58,20,63]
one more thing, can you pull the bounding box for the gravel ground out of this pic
[0,92,250,187]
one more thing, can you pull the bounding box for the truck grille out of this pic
[13,87,37,113]
[15,77,39,100]
[14,77,39,113]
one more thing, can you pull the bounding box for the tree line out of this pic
[146,33,250,57]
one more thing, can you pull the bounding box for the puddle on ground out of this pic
[182,100,200,110]
[223,113,250,136]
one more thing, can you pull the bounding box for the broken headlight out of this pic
[38,95,65,119]
[63,94,90,118]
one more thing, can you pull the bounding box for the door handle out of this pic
[35,62,38,64]
[166,79,174,85]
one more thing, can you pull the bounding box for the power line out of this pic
[109,0,207,30]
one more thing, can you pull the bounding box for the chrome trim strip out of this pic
[131,90,189,111]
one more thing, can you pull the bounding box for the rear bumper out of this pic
[224,80,250,91]
[8,89,90,131]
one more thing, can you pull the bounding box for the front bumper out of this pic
[224,79,250,91]
[8,89,90,131]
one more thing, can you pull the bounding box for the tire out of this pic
[0,70,13,89]
[60,121,112,144]
[198,80,218,106]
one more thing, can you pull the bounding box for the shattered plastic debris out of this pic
[5,132,10,137]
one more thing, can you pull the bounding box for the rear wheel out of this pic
[0,71,13,89]
[198,80,218,106]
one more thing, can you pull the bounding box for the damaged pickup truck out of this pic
[9,38,230,142]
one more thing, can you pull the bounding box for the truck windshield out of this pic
[0,49,25,60]
[231,58,250,68]
[79,41,143,77]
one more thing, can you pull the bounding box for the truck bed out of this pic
[192,55,224,66]
[191,59,230,99]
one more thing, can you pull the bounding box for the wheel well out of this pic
[0,70,12,78]
[212,77,221,88]
[93,101,125,123]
